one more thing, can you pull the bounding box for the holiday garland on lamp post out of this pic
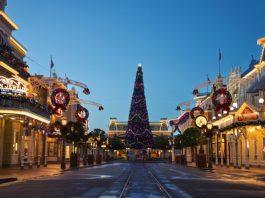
[125,65,154,149]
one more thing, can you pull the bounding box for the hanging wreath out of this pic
[51,88,70,110]
[212,88,232,112]
[190,106,204,119]
[48,121,62,138]
[49,105,64,117]
[75,106,89,123]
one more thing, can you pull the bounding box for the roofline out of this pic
[0,11,18,30]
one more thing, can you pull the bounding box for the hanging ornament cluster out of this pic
[212,88,232,113]
[75,105,89,123]
[190,106,204,119]
[50,88,70,116]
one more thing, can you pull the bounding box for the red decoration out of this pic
[212,88,232,112]
[48,121,62,138]
[49,105,64,117]
[51,88,70,110]
[190,106,204,119]
[75,106,89,123]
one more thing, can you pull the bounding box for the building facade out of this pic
[0,2,50,168]
[108,118,170,138]
[171,36,265,168]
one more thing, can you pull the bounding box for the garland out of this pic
[190,106,204,120]
[212,88,232,112]
[51,88,70,110]
[219,120,265,132]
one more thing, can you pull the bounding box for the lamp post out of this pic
[171,131,176,164]
[204,123,217,169]
[61,118,67,170]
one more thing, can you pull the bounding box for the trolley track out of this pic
[119,165,172,198]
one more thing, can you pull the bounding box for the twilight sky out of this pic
[7,0,265,131]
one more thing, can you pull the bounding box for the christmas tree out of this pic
[125,64,154,149]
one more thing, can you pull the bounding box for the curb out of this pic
[62,162,110,172]
[0,162,112,185]
[0,177,17,184]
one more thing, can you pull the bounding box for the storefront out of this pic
[213,102,265,168]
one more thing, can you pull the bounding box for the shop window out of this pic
[48,142,58,157]
[254,139,257,160]
[12,123,20,154]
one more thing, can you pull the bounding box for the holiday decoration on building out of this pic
[51,88,70,110]
[48,121,63,138]
[212,88,232,113]
[125,65,154,149]
[49,104,63,117]
[75,105,89,123]
[50,88,70,116]
[190,106,204,119]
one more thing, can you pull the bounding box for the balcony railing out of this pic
[0,45,30,80]
[0,94,50,119]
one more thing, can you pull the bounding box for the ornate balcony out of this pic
[0,94,50,120]
[0,45,30,80]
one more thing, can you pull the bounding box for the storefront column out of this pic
[44,135,48,167]
[37,133,41,168]
[29,130,34,168]
[0,119,5,168]
[20,129,25,169]
[226,134,230,167]
[237,139,242,168]
[244,136,250,169]
[215,134,218,165]
[233,136,237,168]
[220,133,224,166]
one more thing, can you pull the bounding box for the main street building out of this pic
[108,118,170,138]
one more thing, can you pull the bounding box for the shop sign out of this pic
[0,75,27,94]
[237,107,258,121]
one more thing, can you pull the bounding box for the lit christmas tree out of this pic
[125,64,154,149]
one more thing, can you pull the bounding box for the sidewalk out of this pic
[185,162,265,177]
[0,164,64,183]
[0,162,108,184]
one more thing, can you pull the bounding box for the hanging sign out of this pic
[0,76,27,95]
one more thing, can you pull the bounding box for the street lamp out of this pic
[204,123,217,169]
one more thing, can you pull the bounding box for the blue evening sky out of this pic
[7,0,265,131]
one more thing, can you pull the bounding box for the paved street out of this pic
[0,162,265,198]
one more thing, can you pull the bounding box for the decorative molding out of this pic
[0,75,27,94]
